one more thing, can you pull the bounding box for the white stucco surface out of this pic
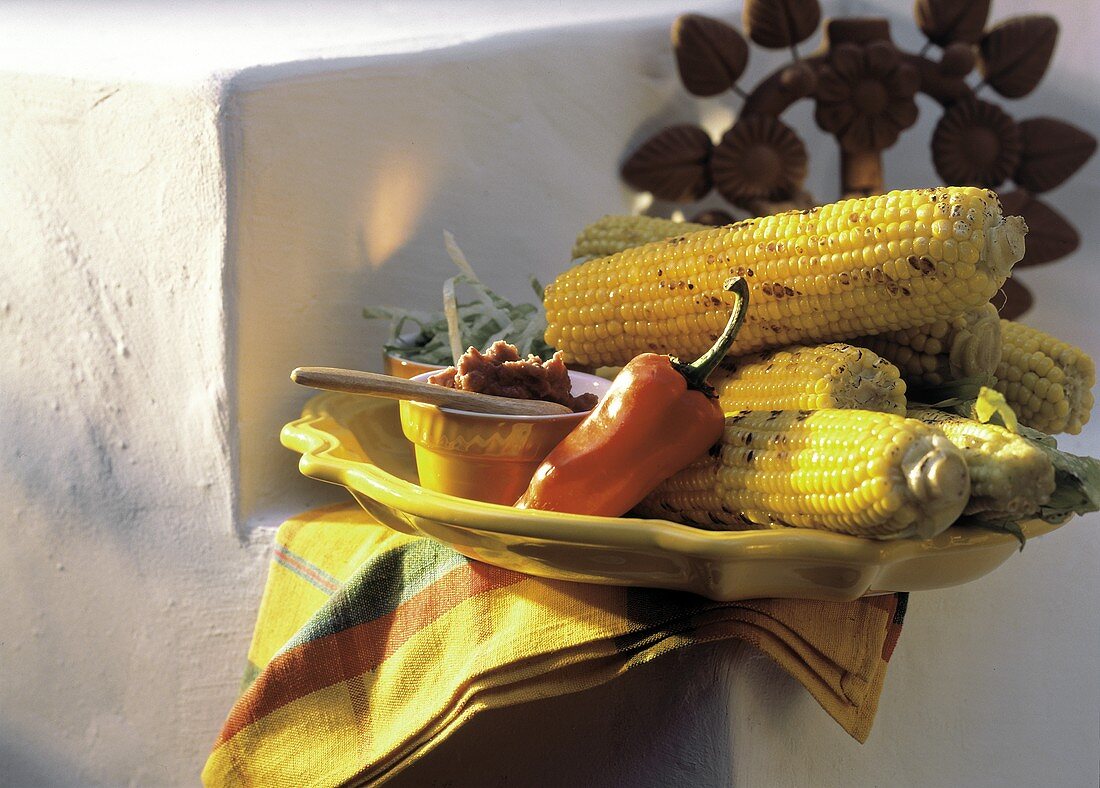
[0,73,271,783]
[1,1,1097,785]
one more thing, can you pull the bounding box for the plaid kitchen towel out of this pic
[203,503,907,786]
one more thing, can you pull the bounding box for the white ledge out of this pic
[0,1,724,85]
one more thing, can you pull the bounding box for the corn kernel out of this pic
[548,188,1022,367]
[994,320,1095,434]
[636,408,970,539]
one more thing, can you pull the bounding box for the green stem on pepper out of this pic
[671,276,749,397]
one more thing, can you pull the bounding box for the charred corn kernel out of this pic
[711,343,907,414]
[994,320,1096,434]
[635,409,971,540]
[907,408,1055,520]
[572,215,709,260]
[638,452,728,527]
[546,187,1027,367]
[852,302,1003,388]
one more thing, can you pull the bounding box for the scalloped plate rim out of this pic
[281,391,1068,599]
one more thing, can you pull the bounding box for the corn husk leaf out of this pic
[970,387,1018,433]
[919,386,1098,530]
[959,431,1099,549]
[916,385,1020,432]
[1024,434,1100,525]
[967,518,1028,550]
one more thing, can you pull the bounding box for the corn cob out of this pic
[711,343,907,414]
[993,320,1095,434]
[852,302,1002,388]
[572,215,709,260]
[907,408,1055,520]
[545,187,1027,368]
[634,409,971,539]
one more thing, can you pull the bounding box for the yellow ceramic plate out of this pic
[282,392,1068,602]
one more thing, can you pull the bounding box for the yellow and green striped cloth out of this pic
[204,503,907,786]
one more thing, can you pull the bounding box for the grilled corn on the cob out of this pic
[907,408,1055,519]
[545,187,1027,368]
[635,409,971,539]
[853,302,1003,389]
[710,343,907,414]
[993,320,1096,434]
[572,215,709,260]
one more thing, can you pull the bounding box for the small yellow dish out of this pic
[399,370,608,505]
[282,392,1072,602]
[381,350,445,380]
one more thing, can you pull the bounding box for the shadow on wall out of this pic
[0,379,267,785]
[380,640,810,787]
[1,722,87,787]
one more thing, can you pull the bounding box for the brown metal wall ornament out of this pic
[619,1,1096,319]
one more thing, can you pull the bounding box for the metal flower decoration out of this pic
[619,0,1096,318]
[711,115,807,206]
[814,39,920,151]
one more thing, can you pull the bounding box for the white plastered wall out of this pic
[0,73,270,783]
[1,1,1097,785]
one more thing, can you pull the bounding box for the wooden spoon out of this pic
[290,366,574,416]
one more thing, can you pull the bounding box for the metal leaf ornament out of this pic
[742,0,821,49]
[691,208,737,226]
[914,0,991,47]
[1014,118,1098,193]
[999,190,1080,267]
[673,14,748,97]
[620,125,713,202]
[617,2,1094,317]
[979,15,1058,98]
[997,277,1034,321]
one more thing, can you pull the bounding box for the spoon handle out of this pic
[290,366,573,416]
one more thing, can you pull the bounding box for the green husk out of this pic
[918,384,1099,546]
[1026,435,1100,525]
[967,519,1028,550]
[962,423,1100,549]
[966,389,1099,523]
[364,233,557,366]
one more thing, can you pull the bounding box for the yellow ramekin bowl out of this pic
[398,370,608,505]
[381,350,445,379]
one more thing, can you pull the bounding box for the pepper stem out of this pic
[671,276,749,396]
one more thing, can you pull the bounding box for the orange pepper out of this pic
[515,277,748,517]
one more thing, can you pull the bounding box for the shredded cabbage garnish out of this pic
[363,233,557,365]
